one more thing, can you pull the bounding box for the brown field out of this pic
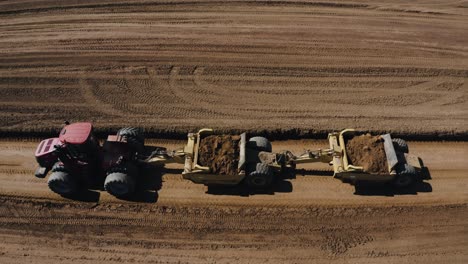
[0,0,467,137]
[1,1,467,263]
[0,139,467,263]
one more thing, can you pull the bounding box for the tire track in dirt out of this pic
[167,65,243,119]
[192,67,337,119]
[0,194,466,263]
[1,3,467,135]
[435,79,467,106]
[146,66,172,104]
[191,66,266,118]
[78,75,125,117]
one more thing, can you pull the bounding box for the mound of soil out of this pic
[198,135,240,175]
[346,134,388,174]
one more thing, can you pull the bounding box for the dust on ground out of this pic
[346,134,388,174]
[198,135,240,175]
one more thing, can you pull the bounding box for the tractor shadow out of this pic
[61,165,163,203]
[206,179,293,196]
[354,167,433,196]
[107,164,164,203]
[125,164,164,203]
[62,189,101,203]
[59,176,102,202]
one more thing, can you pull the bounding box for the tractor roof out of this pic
[59,122,93,144]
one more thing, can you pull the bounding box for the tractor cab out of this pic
[34,122,100,179]
[56,122,100,164]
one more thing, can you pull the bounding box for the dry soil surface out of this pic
[0,0,467,136]
[0,138,467,263]
[0,0,467,263]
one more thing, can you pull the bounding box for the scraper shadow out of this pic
[353,166,433,196]
[297,169,334,177]
[206,179,293,196]
[354,181,433,196]
[206,168,336,196]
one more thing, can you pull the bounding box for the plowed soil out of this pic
[0,139,467,263]
[0,0,467,137]
[346,134,388,174]
[198,135,240,175]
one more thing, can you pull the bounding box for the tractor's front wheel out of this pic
[104,172,136,198]
[47,171,78,196]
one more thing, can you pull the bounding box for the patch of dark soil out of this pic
[198,135,240,175]
[346,134,388,174]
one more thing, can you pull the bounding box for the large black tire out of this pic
[47,171,78,195]
[104,172,136,197]
[247,136,272,152]
[245,163,274,188]
[117,127,144,150]
[393,164,417,188]
[392,138,409,153]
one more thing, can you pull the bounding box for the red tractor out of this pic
[34,122,146,198]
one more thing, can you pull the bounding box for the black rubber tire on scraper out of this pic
[392,138,409,154]
[248,136,272,152]
[393,163,417,188]
[246,163,274,188]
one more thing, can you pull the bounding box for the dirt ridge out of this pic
[2,129,468,141]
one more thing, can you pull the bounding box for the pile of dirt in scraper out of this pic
[346,134,388,174]
[198,135,240,175]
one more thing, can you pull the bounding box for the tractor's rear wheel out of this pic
[393,164,417,188]
[104,172,136,198]
[117,127,144,150]
[392,138,409,153]
[48,171,78,196]
[247,136,272,152]
[246,163,273,188]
